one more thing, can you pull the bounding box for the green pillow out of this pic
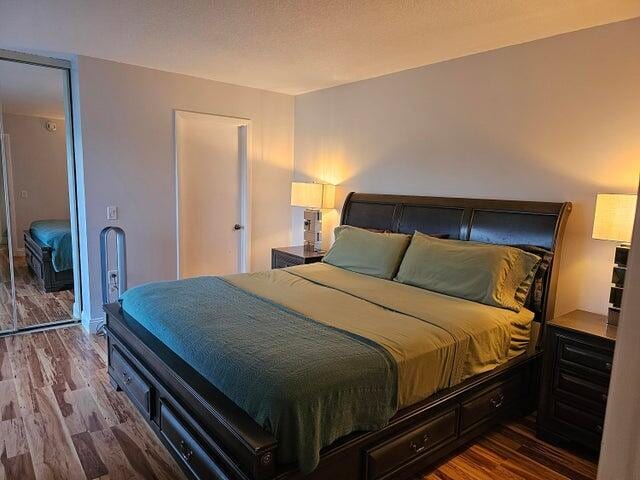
[322,226,411,279]
[395,232,541,311]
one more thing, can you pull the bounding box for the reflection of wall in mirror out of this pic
[1,113,69,253]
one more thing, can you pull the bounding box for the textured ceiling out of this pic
[0,0,639,95]
[0,61,65,118]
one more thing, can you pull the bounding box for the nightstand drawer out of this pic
[273,254,302,268]
[553,400,604,438]
[271,247,324,269]
[554,369,608,411]
[558,336,613,375]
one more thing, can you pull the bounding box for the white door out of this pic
[176,111,250,278]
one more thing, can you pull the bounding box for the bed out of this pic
[105,192,571,480]
[24,219,74,293]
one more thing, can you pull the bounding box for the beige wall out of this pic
[74,57,294,326]
[293,18,640,317]
[2,113,69,251]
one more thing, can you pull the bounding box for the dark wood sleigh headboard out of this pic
[340,192,572,326]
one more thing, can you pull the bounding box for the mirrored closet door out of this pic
[0,99,17,334]
[0,55,78,333]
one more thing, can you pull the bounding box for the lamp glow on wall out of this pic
[291,182,336,252]
[592,193,637,325]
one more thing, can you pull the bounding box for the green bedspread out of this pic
[120,276,398,473]
[30,219,73,272]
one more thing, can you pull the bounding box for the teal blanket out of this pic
[120,277,397,473]
[30,220,73,272]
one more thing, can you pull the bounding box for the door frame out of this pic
[174,110,252,277]
[0,48,83,329]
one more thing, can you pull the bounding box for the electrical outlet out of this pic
[20,190,28,199]
[108,270,119,294]
[106,206,118,220]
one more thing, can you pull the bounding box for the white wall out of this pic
[2,113,69,251]
[73,57,294,328]
[293,18,640,317]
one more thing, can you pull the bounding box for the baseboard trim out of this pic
[82,311,105,333]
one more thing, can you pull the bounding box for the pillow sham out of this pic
[394,232,541,312]
[323,225,411,279]
[512,245,554,313]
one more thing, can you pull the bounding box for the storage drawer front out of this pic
[555,370,608,411]
[461,374,522,430]
[274,257,300,268]
[25,246,44,277]
[272,252,302,269]
[558,337,613,375]
[553,400,604,438]
[366,408,457,479]
[160,401,228,480]
[110,345,151,415]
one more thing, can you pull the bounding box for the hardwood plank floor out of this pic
[0,326,598,480]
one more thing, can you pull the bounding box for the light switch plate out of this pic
[106,206,118,220]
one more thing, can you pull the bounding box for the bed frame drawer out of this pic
[460,373,523,431]
[160,401,230,480]
[110,344,152,416]
[25,245,44,277]
[365,407,457,480]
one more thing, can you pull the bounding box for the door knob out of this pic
[233,224,244,230]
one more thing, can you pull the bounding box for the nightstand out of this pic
[271,246,325,269]
[537,310,617,453]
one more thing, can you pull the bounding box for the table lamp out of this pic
[291,182,335,252]
[592,193,637,325]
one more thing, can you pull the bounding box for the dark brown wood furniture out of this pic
[271,246,324,269]
[537,309,616,453]
[105,192,571,480]
[24,229,74,293]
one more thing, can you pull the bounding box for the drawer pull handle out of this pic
[604,362,612,371]
[409,433,431,454]
[121,371,132,385]
[490,393,505,409]
[179,440,194,462]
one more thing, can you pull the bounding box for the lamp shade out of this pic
[291,182,335,209]
[592,193,637,243]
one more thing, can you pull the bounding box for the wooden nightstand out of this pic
[537,310,617,453]
[271,246,325,269]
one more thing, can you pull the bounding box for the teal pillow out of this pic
[395,232,540,311]
[322,226,411,279]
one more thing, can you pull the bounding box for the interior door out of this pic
[176,112,249,278]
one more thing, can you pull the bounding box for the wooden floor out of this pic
[0,255,74,332]
[0,325,598,480]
